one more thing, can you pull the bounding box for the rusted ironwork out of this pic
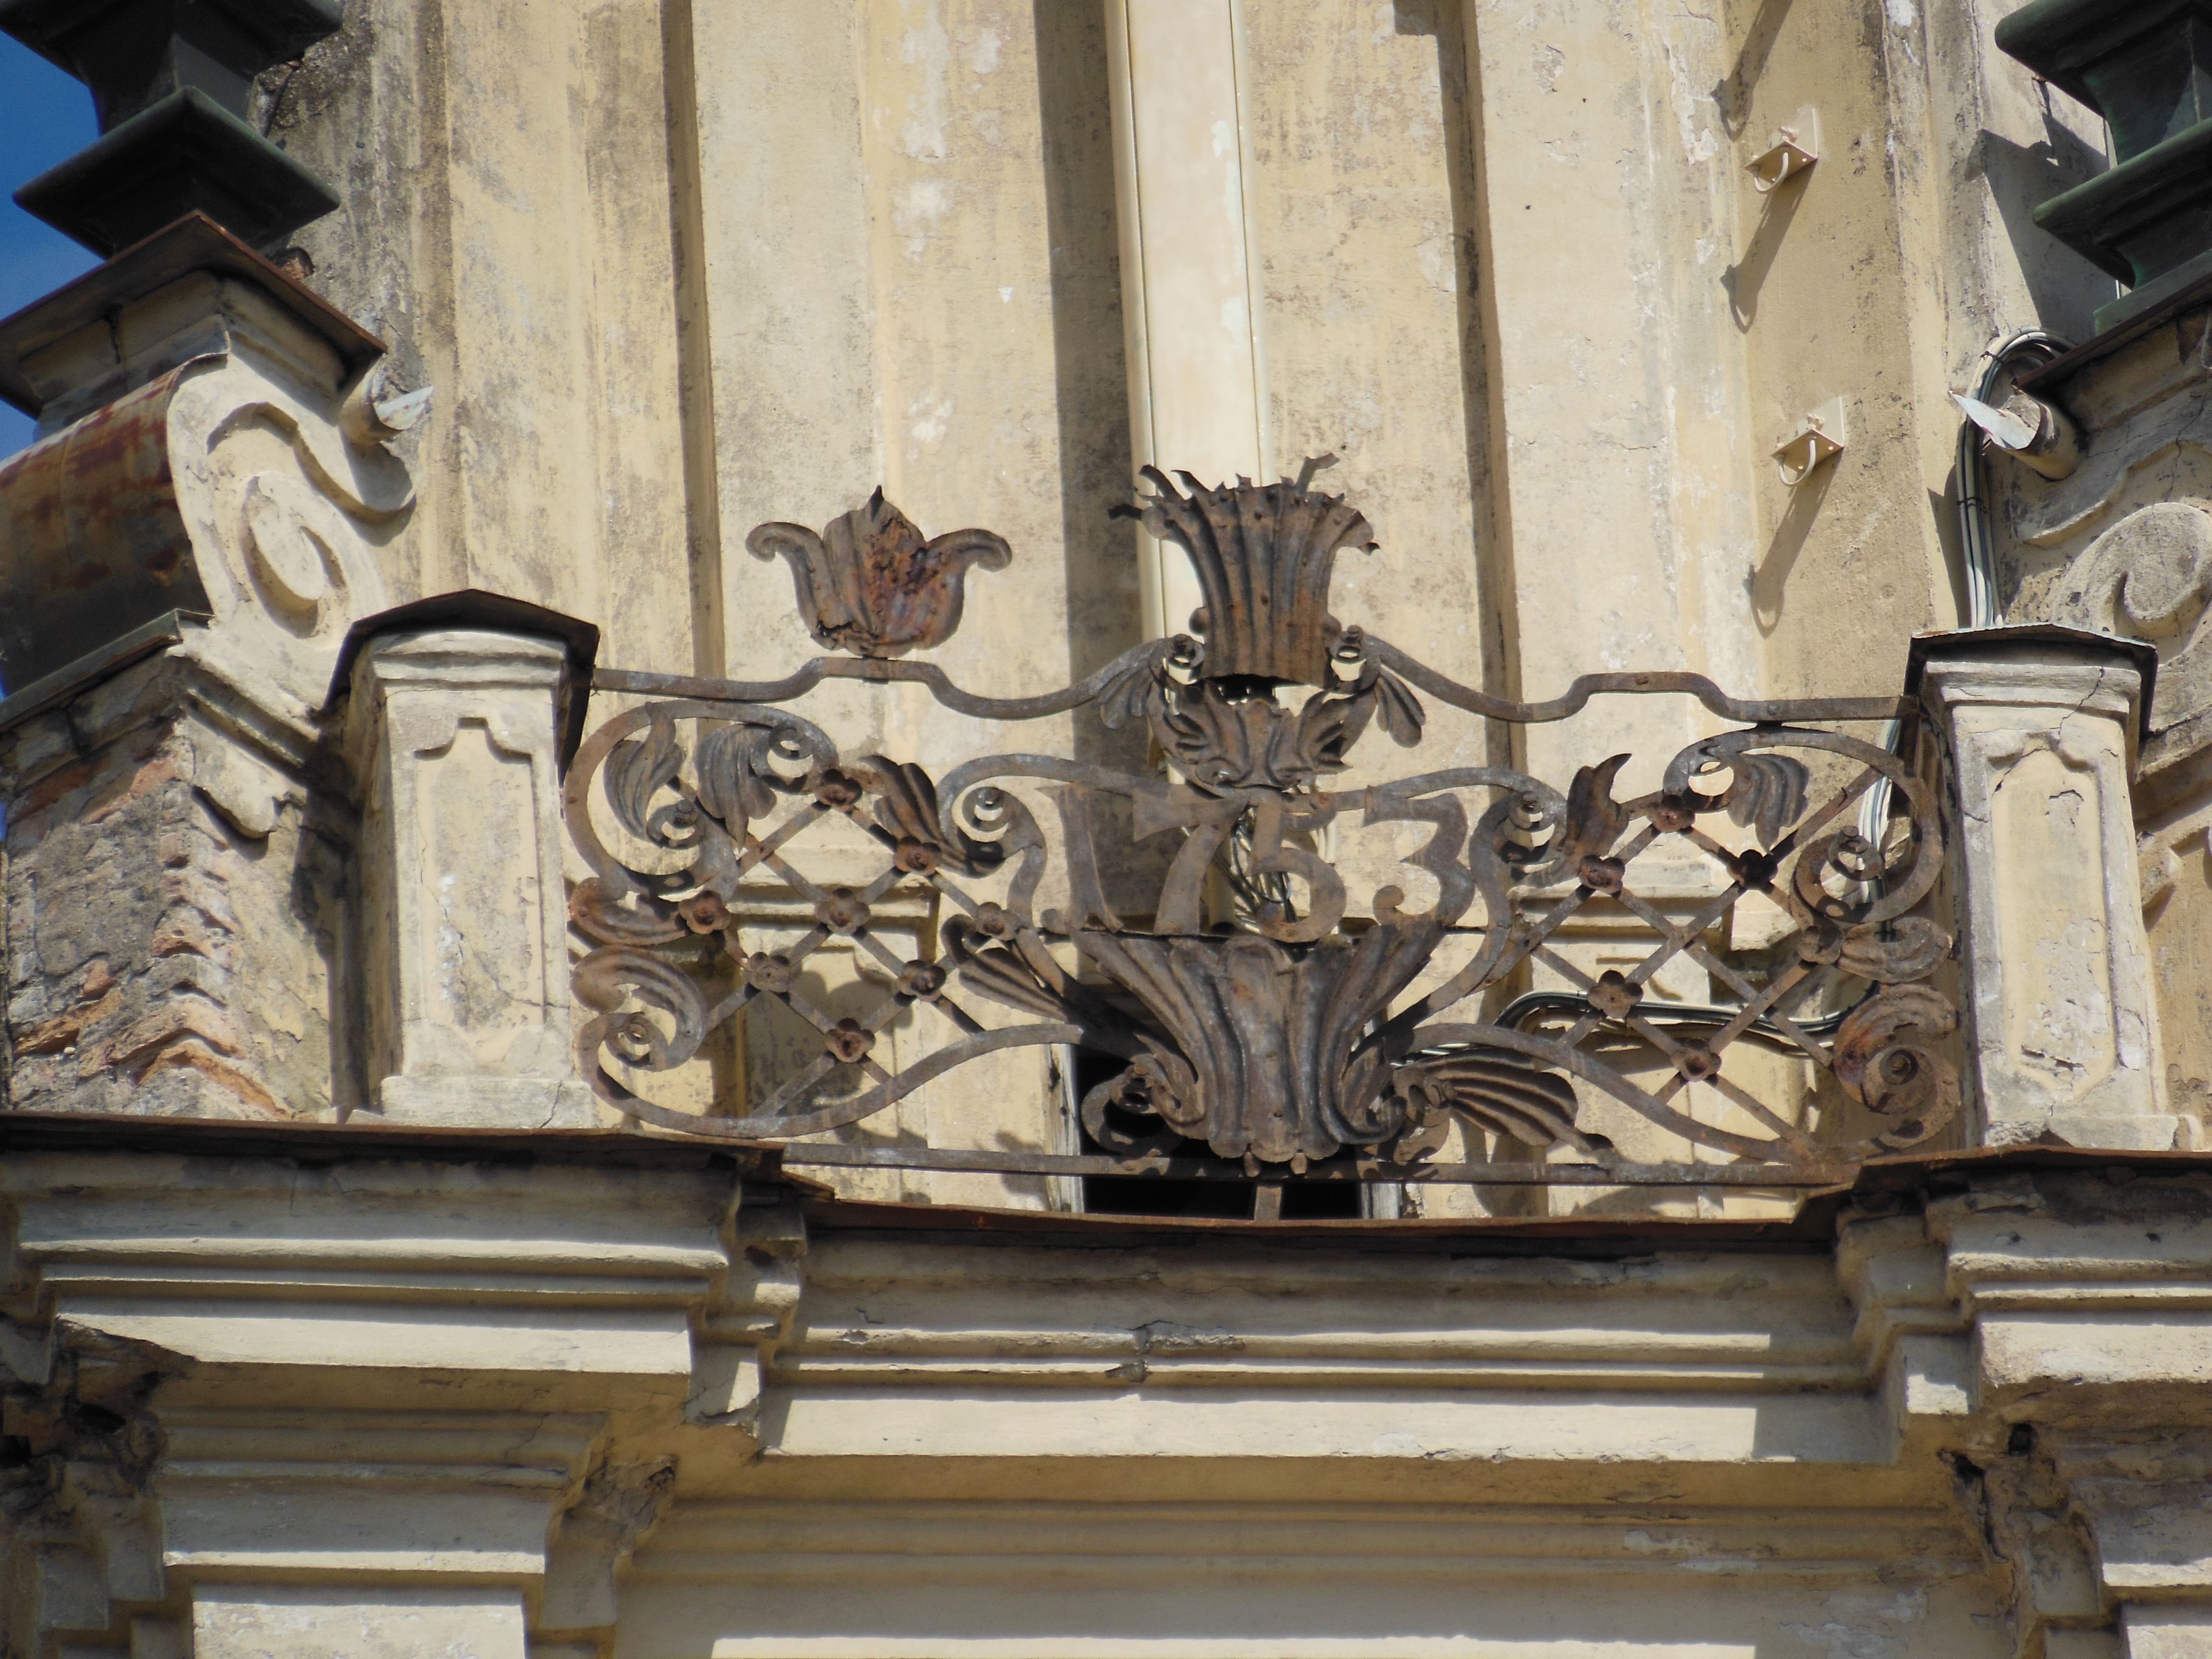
[747,489,1010,659]
[566,466,1957,1191]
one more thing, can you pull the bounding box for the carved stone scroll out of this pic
[1,243,414,1125]
[2052,501,2212,739]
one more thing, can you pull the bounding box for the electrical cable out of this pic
[1957,330,2071,627]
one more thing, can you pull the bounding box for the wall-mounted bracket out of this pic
[1774,397,1847,486]
[1951,390,2080,481]
[1746,108,1820,194]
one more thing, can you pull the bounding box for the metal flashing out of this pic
[330,590,603,770]
[0,608,199,734]
[1905,624,2159,740]
[0,211,384,418]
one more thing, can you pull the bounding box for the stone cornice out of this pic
[634,1496,1988,1585]
[9,1132,2212,1651]
[779,1233,1867,1395]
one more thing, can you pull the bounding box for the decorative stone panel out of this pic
[1920,635,2170,1149]
[342,628,591,1128]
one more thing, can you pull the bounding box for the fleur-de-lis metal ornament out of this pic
[747,488,1010,658]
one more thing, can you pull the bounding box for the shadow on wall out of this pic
[1033,0,1140,734]
[1712,0,1799,140]
[1980,108,2121,343]
[1032,0,1171,921]
[1929,484,1972,624]
[1749,459,1837,633]
[1397,0,1519,759]
[1721,164,1811,332]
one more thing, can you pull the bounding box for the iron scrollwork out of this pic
[565,463,1957,1184]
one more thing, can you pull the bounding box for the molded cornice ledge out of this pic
[1926,1168,2212,1428]
[764,1228,1899,1480]
[1904,1163,2212,1654]
[1836,1207,1976,1459]
[0,1132,794,1657]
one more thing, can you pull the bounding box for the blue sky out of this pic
[0,37,100,457]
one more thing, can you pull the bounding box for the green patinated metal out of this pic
[0,0,342,253]
[1999,0,2212,331]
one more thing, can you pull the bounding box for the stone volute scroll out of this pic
[0,216,410,740]
[0,215,420,1125]
[566,465,1964,1197]
[2051,501,2212,743]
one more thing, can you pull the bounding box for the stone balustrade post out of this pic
[343,621,593,1128]
[1917,630,2170,1150]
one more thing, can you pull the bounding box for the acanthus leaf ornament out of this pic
[567,461,1959,1193]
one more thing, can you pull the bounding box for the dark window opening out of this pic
[1070,1047,1364,1220]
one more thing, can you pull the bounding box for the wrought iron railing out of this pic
[563,465,1957,1209]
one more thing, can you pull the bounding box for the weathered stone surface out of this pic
[5,0,2212,1653]
[1,652,339,1120]
[1923,640,2170,1148]
[342,628,592,1129]
[11,1136,2212,1658]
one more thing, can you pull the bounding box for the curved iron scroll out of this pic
[565,469,1955,1181]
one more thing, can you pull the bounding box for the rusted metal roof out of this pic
[0,368,209,694]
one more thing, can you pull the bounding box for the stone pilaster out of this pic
[1919,633,2169,1149]
[0,1129,790,1657]
[343,627,591,1129]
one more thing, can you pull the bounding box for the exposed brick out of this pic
[7,672,326,1121]
[12,986,121,1056]
[82,751,183,828]
[156,869,239,936]
[133,1038,282,1115]
[150,910,229,964]
[80,1001,248,1082]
